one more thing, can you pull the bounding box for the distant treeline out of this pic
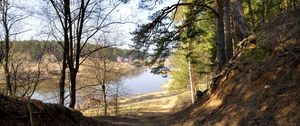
[11,40,143,62]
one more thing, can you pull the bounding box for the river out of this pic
[123,68,170,94]
[31,67,170,106]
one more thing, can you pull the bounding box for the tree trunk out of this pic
[188,57,195,104]
[102,59,108,115]
[224,0,232,62]
[262,0,267,24]
[59,0,71,106]
[59,48,67,106]
[215,0,226,71]
[11,69,17,96]
[69,72,77,108]
[2,1,12,96]
[3,35,11,95]
[115,84,119,116]
[231,0,249,43]
[3,40,11,95]
[63,0,77,109]
[102,84,108,116]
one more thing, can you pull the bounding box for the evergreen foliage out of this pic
[133,0,299,93]
[169,2,215,92]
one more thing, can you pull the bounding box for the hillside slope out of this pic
[168,10,300,126]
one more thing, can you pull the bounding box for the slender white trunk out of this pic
[188,57,194,104]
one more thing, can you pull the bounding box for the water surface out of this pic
[32,67,170,105]
[123,68,170,94]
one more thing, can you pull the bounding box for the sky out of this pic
[17,0,178,48]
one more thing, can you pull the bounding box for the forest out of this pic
[0,0,299,126]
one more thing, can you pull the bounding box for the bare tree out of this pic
[113,81,121,116]
[110,79,130,116]
[9,42,46,98]
[0,0,28,96]
[46,0,128,108]
[88,47,122,115]
[1,0,13,96]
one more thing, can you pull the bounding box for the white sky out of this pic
[17,0,178,48]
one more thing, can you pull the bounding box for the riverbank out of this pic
[80,79,193,126]
[82,79,192,117]
[7,60,137,105]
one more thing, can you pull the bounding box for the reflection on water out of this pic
[123,68,169,94]
[125,67,146,79]
[31,67,170,106]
